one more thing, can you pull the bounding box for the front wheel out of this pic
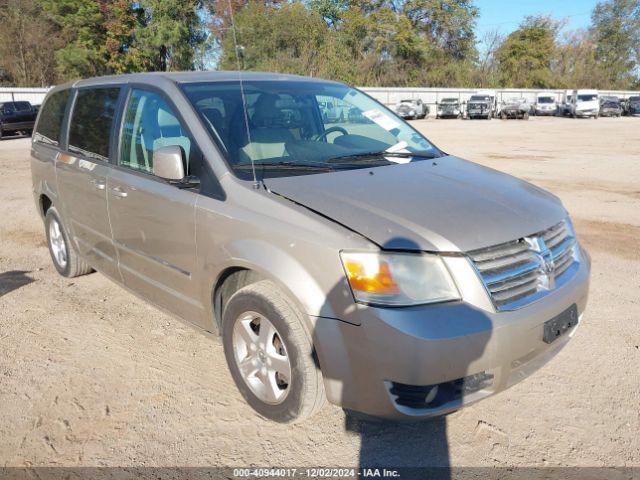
[222,280,325,423]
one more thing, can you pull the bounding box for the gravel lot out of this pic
[0,117,638,469]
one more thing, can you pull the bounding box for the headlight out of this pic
[409,110,415,115]
[340,251,460,306]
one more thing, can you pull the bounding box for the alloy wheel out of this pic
[232,311,292,404]
[48,218,68,269]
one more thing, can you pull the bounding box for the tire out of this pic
[523,112,529,120]
[45,207,93,278]
[0,126,3,140]
[501,112,507,120]
[222,280,325,423]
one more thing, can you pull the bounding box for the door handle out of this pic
[89,179,106,190]
[110,186,128,198]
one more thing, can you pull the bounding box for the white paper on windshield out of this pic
[384,141,411,163]
[362,109,400,131]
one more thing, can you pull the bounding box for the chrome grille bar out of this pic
[468,220,579,311]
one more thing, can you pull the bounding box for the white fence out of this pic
[359,87,640,116]
[2,85,638,116]
[0,87,50,105]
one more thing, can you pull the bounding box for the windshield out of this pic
[441,98,458,104]
[538,97,554,103]
[630,96,640,102]
[577,94,597,102]
[470,95,490,102]
[182,81,439,179]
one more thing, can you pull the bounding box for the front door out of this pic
[55,87,121,280]
[108,88,204,324]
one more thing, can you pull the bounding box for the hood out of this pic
[266,156,566,252]
[502,102,523,109]
[576,100,598,110]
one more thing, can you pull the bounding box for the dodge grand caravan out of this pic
[31,72,590,422]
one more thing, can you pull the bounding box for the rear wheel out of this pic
[45,207,93,278]
[222,280,325,423]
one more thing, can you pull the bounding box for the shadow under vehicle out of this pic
[500,97,530,120]
[31,71,591,424]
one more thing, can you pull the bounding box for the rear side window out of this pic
[15,101,31,111]
[68,88,120,161]
[34,90,71,146]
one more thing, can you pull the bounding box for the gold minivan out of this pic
[31,72,590,422]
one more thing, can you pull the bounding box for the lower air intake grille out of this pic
[468,220,578,311]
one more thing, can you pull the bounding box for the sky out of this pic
[474,0,602,41]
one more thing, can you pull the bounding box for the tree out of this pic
[39,0,109,81]
[136,0,208,71]
[495,16,559,88]
[591,0,640,88]
[554,29,610,88]
[404,0,478,61]
[103,0,152,74]
[219,2,331,75]
[0,0,60,86]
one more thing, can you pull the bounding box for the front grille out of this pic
[468,220,578,311]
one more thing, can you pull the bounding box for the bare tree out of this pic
[0,0,60,86]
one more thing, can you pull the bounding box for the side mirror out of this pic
[153,145,185,180]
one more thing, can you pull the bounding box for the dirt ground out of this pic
[0,116,638,469]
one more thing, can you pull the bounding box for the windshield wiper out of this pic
[327,150,440,164]
[235,161,336,171]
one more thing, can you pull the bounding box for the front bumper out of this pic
[535,108,556,116]
[575,109,598,117]
[313,247,590,419]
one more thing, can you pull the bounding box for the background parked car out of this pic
[533,94,557,116]
[395,99,428,119]
[0,101,38,139]
[466,94,495,119]
[571,89,599,118]
[436,98,462,118]
[500,97,530,119]
[560,90,574,116]
[626,96,640,116]
[318,100,345,123]
[599,96,623,117]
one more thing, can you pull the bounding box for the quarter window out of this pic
[119,89,192,175]
[68,88,120,161]
[34,90,71,146]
